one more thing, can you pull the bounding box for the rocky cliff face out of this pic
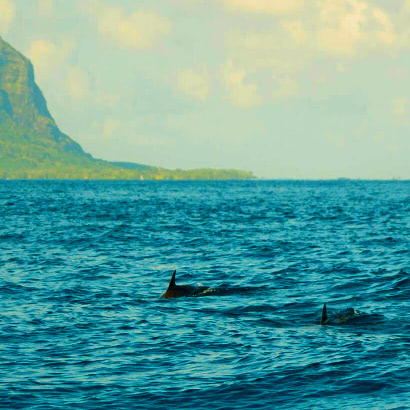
[0,36,86,158]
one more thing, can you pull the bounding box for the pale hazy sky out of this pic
[1,0,409,178]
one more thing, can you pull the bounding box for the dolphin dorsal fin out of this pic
[167,270,176,290]
[320,303,328,325]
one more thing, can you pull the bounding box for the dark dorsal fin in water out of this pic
[320,303,328,325]
[167,270,176,290]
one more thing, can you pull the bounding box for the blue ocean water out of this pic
[0,180,409,409]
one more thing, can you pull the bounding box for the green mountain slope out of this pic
[0,37,254,180]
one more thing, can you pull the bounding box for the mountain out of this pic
[0,37,254,180]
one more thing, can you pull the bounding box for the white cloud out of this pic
[226,29,306,81]
[317,0,368,55]
[26,38,74,79]
[222,0,409,103]
[315,0,408,56]
[87,1,171,49]
[65,66,89,99]
[272,76,299,99]
[0,0,15,33]
[221,60,261,108]
[103,119,121,139]
[95,93,120,108]
[176,67,210,101]
[372,8,395,45]
[230,31,281,53]
[227,0,408,63]
[38,0,54,16]
[222,0,303,14]
[392,98,409,119]
[282,21,307,44]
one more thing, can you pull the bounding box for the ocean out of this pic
[0,180,409,409]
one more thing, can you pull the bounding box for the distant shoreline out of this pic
[1,178,408,182]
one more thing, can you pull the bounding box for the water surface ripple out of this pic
[0,180,409,409]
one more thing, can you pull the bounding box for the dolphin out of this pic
[161,270,208,298]
[320,303,368,325]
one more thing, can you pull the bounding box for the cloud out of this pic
[227,0,408,63]
[221,60,261,108]
[87,1,171,49]
[26,38,74,79]
[103,119,121,139]
[0,0,15,33]
[372,8,395,44]
[65,67,89,99]
[227,29,303,71]
[317,0,368,55]
[315,0,408,56]
[282,21,307,44]
[95,93,120,108]
[176,67,210,101]
[38,0,54,16]
[272,76,299,99]
[222,0,303,14]
[392,98,409,119]
[223,0,410,103]
[98,117,172,146]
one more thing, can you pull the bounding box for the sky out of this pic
[0,0,409,179]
